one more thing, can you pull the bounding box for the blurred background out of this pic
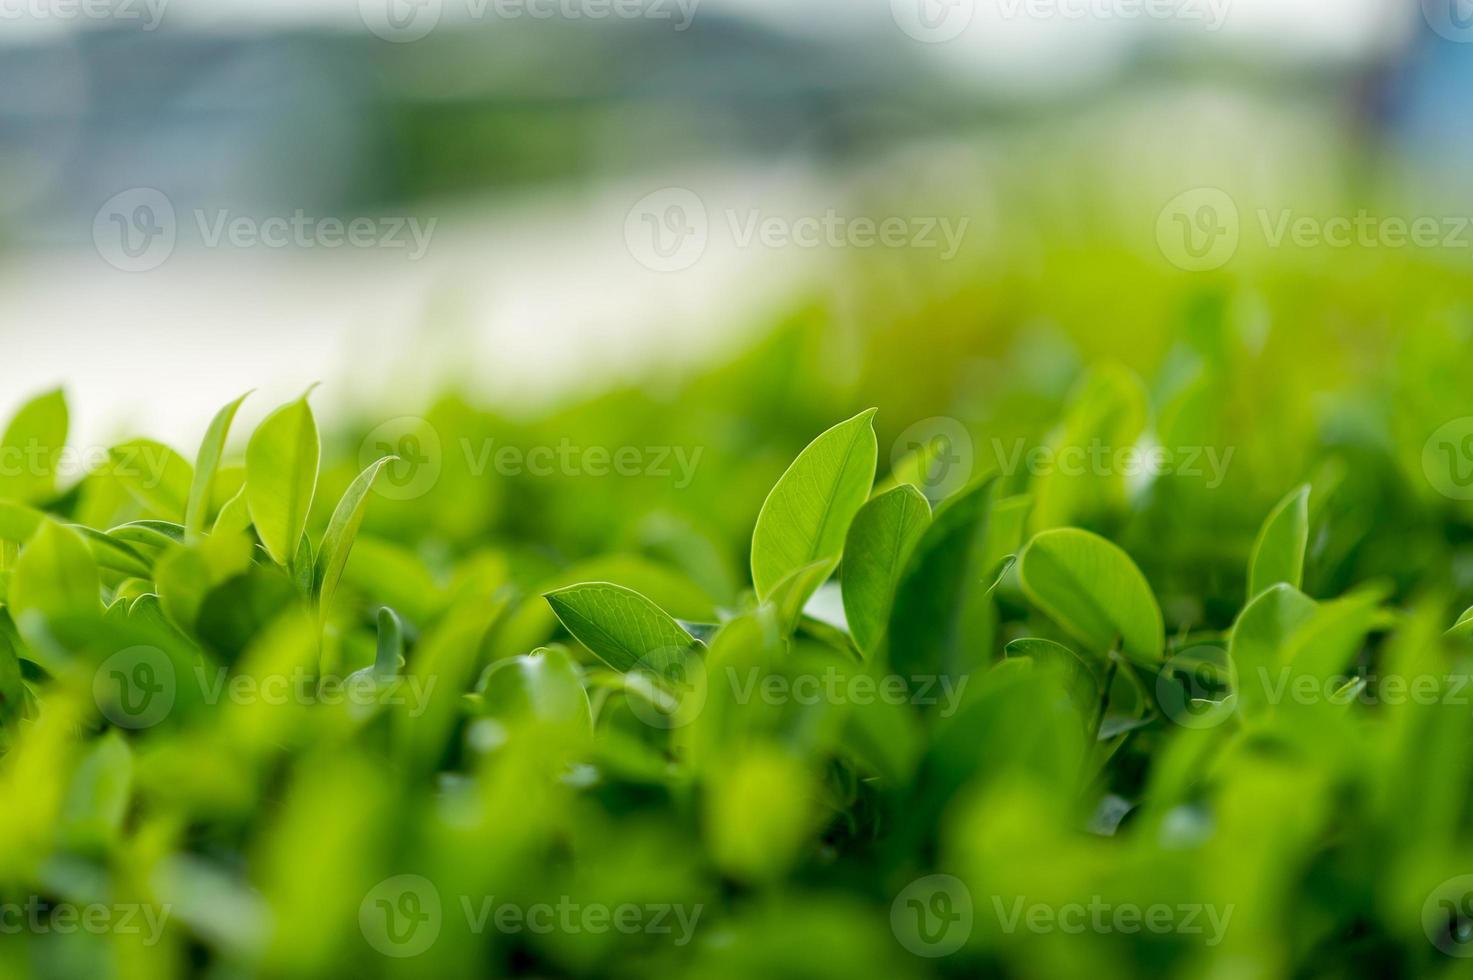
[7,0,1473,612]
[12,7,1473,978]
[0,0,1463,448]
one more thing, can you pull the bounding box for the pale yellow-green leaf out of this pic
[245,396,320,566]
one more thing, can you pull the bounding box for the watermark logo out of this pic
[360,878,702,956]
[1425,876,1473,957]
[93,646,176,730]
[94,188,176,273]
[623,647,708,730]
[359,418,704,500]
[891,0,975,43]
[361,875,443,958]
[1423,0,1473,43]
[95,654,435,729]
[193,665,436,717]
[360,0,442,41]
[624,189,971,271]
[0,0,168,31]
[94,190,436,271]
[892,874,973,957]
[1157,188,1239,271]
[1424,418,1473,501]
[1156,646,1236,729]
[361,417,444,502]
[621,663,969,730]
[625,188,709,273]
[892,417,974,501]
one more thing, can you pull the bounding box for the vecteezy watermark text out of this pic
[0,440,174,488]
[0,0,167,29]
[94,189,436,272]
[359,0,699,43]
[359,876,702,958]
[890,0,1230,44]
[93,646,437,730]
[889,875,1233,958]
[725,667,968,718]
[991,895,1234,945]
[360,417,705,501]
[1158,188,1473,272]
[991,438,1235,489]
[624,189,972,272]
[0,898,171,946]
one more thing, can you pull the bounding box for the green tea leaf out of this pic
[1018,527,1163,666]
[70,525,153,578]
[155,532,253,631]
[1450,604,1473,641]
[186,391,251,542]
[474,645,592,733]
[1282,587,1387,685]
[315,456,394,624]
[0,388,67,504]
[545,582,703,675]
[107,520,185,552]
[1248,484,1310,600]
[1004,636,1100,729]
[888,477,1002,679]
[767,558,839,636]
[245,394,320,566]
[8,520,99,623]
[373,606,404,676]
[109,438,193,521]
[751,409,878,600]
[842,485,931,654]
[0,501,44,543]
[292,534,314,595]
[213,486,252,537]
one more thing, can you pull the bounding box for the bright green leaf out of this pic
[186,391,251,542]
[8,520,99,623]
[315,456,394,624]
[1018,527,1163,666]
[475,645,592,733]
[888,477,1002,679]
[0,388,67,504]
[751,409,878,600]
[245,395,320,566]
[109,438,193,522]
[842,485,931,654]
[767,558,839,636]
[545,582,703,676]
[1248,484,1310,600]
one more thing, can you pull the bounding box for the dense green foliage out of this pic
[4,276,1473,978]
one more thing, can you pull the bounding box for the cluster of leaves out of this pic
[3,297,1473,979]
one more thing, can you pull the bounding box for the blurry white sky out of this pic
[1,0,1416,74]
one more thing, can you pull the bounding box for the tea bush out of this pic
[3,286,1473,979]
